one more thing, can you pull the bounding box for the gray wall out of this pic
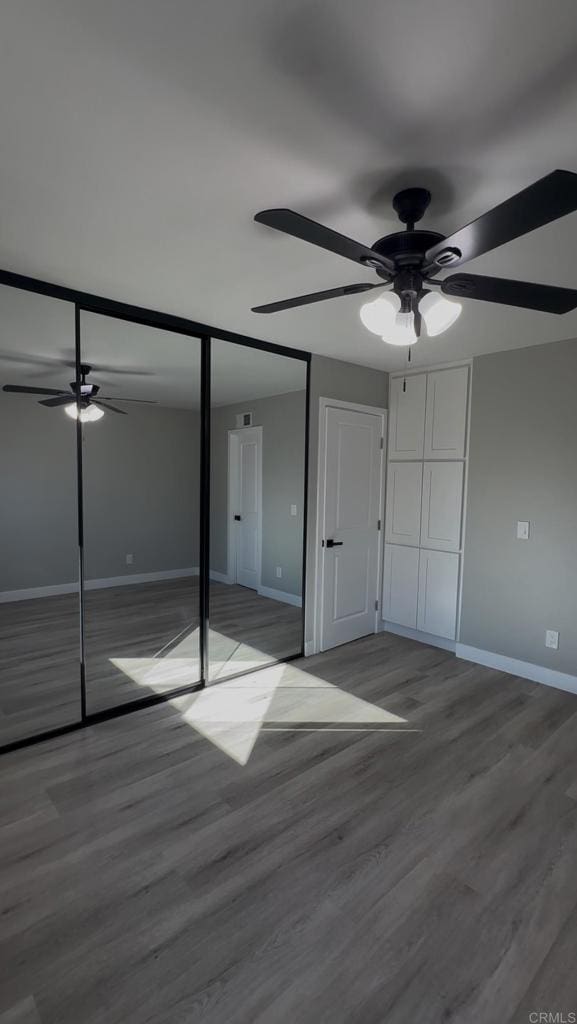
[210,390,306,596]
[0,393,78,590]
[0,396,199,591]
[83,404,199,580]
[305,354,389,643]
[460,337,577,675]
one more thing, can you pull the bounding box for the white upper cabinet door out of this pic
[424,366,469,459]
[420,462,464,552]
[385,461,423,547]
[382,544,419,628]
[417,549,459,639]
[388,374,426,459]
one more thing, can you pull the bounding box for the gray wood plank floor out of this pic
[1,630,577,1023]
[0,580,302,745]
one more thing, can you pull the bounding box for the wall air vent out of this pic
[236,412,253,427]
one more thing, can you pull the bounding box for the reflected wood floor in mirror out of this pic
[0,580,302,745]
[1,631,577,1023]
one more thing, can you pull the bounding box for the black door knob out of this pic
[326,538,343,547]
[234,514,242,521]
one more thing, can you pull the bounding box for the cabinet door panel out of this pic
[424,366,469,459]
[382,544,419,628]
[417,550,459,639]
[388,374,426,459]
[385,462,423,547]
[421,462,464,552]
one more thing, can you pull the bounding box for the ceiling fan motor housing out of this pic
[372,229,445,275]
[69,364,100,398]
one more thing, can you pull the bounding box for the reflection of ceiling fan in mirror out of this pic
[2,364,156,422]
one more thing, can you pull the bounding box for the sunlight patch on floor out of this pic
[113,625,284,695]
[112,650,416,765]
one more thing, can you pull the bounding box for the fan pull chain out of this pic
[402,346,412,392]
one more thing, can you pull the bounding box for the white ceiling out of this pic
[1,0,577,371]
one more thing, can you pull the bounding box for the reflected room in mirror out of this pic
[209,340,307,681]
[80,312,202,714]
[0,285,81,745]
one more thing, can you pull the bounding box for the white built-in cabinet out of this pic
[383,544,419,628]
[388,374,427,458]
[424,367,469,459]
[420,461,464,551]
[383,365,469,641]
[385,462,422,546]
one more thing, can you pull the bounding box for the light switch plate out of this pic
[290,504,297,516]
[545,630,559,650]
[516,521,530,540]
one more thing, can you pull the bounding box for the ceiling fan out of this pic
[2,364,156,422]
[252,169,577,346]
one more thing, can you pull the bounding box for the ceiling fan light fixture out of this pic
[383,310,418,346]
[359,292,400,335]
[419,291,462,337]
[64,402,104,422]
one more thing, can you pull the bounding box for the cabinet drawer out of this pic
[382,544,419,628]
[385,462,423,547]
[424,366,469,459]
[420,462,464,552]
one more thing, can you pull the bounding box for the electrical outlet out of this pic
[516,521,530,540]
[126,553,134,565]
[545,630,559,650]
[275,566,282,579]
[290,504,297,517]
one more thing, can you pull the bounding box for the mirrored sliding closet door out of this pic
[208,340,307,682]
[0,285,81,744]
[79,312,202,713]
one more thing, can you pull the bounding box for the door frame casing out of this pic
[227,425,263,589]
[313,397,387,655]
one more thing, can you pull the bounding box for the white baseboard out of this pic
[209,570,232,585]
[0,581,81,603]
[257,584,302,608]
[0,567,198,604]
[380,620,456,653]
[456,643,577,696]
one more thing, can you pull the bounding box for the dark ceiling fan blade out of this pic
[3,384,68,396]
[254,209,396,275]
[441,273,577,314]
[98,396,157,403]
[92,400,127,415]
[80,363,155,377]
[252,282,384,314]
[38,396,75,407]
[425,170,577,269]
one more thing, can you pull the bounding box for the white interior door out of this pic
[228,427,262,590]
[319,403,385,651]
